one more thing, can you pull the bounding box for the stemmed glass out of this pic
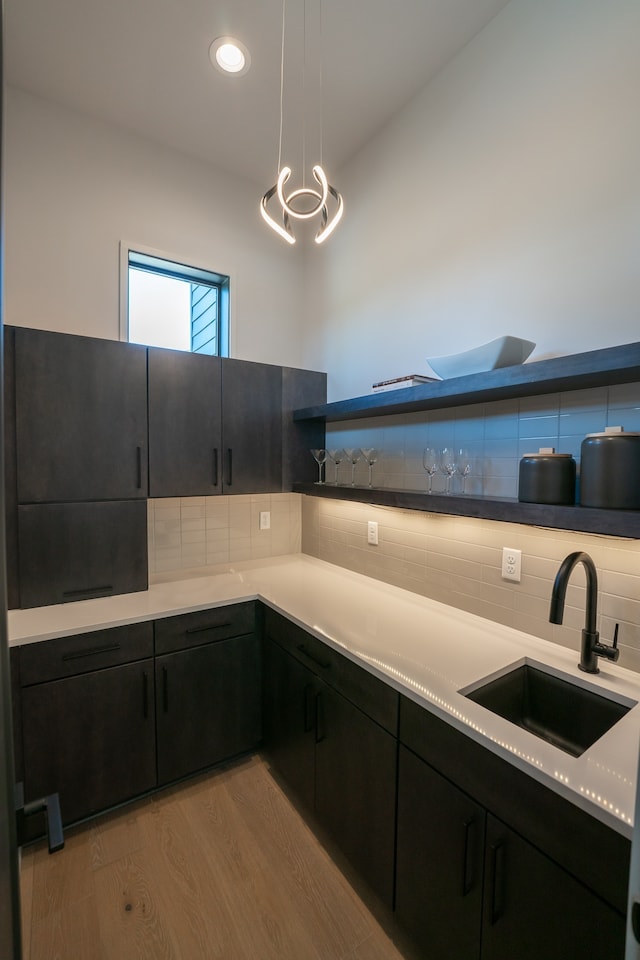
[310,448,327,484]
[343,448,362,486]
[457,448,472,494]
[327,448,345,485]
[440,447,458,495]
[360,448,379,488]
[422,448,439,494]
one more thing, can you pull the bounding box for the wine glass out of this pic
[422,448,439,494]
[360,448,379,488]
[310,448,327,484]
[327,448,345,485]
[457,448,472,494]
[440,447,458,495]
[343,448,362,486]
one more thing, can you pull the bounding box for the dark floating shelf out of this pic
[293,483,640,539]
[293,341,640,423]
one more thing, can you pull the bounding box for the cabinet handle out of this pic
[489,840,506,925]
[303,684,315,732]
[142,671,149,719]
[162,666,169,713]
[462,818,476,896]
[62,641,121,662]
[136,446,142,489]
[226,448,233,486]
[213,448,219,487]
[297,643,331,670]
[62,585,112,600]
[186,622,232,636]
[315,692,326,743]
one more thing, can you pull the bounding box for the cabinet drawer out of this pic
[263,607,398,735]
[154,601,257,654]
[19,622,154,685]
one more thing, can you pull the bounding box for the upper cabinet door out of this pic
[221,358,283,494]
[148,348,222,498]
[15,328,148,502]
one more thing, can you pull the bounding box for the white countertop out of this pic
[9,553,640,838]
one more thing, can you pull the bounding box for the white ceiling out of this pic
[5,0,511,186]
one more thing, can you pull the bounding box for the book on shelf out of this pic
[372,374,438,393]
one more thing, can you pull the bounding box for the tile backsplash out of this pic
[301,495,640,674]
[323,382,640,497]
[148,493,301,575]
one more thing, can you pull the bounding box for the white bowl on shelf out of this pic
[426,336,536,380]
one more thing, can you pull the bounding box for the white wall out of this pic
[5,87,307,368]
[303,0,640,401]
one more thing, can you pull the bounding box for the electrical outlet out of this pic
[501,547,522,582]
[259,511,271,530]
[367,520,379,545]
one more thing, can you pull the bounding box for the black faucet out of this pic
[549,551,619,673]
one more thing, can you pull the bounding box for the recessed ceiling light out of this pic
[209,37,251,77]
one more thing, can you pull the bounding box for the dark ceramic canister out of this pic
[580,426,640,509]
[518,448,576,505]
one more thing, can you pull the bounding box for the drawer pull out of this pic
[213,448,219,487]
[297,644,331,670]
[226,448,233,487]
[142,671,149,719]
[136,445,142,489]
[186,622,233,636]
[62,585,112,600]
[62,642,121,662]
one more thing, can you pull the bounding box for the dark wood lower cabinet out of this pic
[156,633,262,785]
[481,815,625,960]
[314,682,396,908]
[262,634,316,811]
[395,745,485,960]
[21,659,156,825]
[262,623,397,908]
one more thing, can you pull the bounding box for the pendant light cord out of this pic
[277,0,286,176]
[319,0,323,169]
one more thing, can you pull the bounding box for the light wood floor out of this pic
[20,755,420,960]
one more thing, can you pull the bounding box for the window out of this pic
[122,247,229,356]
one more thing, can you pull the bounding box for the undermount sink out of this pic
[461,660,636,757]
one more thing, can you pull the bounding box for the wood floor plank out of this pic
[21,755,413,960]
[92,851,178,960]
[89,797,151,870]
[29,822,96,922]
[29,894,106,960]
[20,845,35,958]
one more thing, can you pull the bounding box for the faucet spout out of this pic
[548,551,618,674]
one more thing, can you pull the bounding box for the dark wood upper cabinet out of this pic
[221,358,282,494]
[148,348,222,498]
[14,327,148,503]
[17,500,148,608]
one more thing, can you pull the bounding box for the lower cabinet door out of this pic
[261,637,317,812]
[156,633,262,785]
[395,745,485,960]
[314,682,397,908]
[481,815,625,960]
[21,659,156,825]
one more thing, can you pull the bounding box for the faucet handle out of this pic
[595,623,620,663]
[612,622,619,651]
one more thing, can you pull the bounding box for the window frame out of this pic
[119,241,231,356]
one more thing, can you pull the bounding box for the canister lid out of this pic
[521,447,573,458]
[584,425,640,439]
